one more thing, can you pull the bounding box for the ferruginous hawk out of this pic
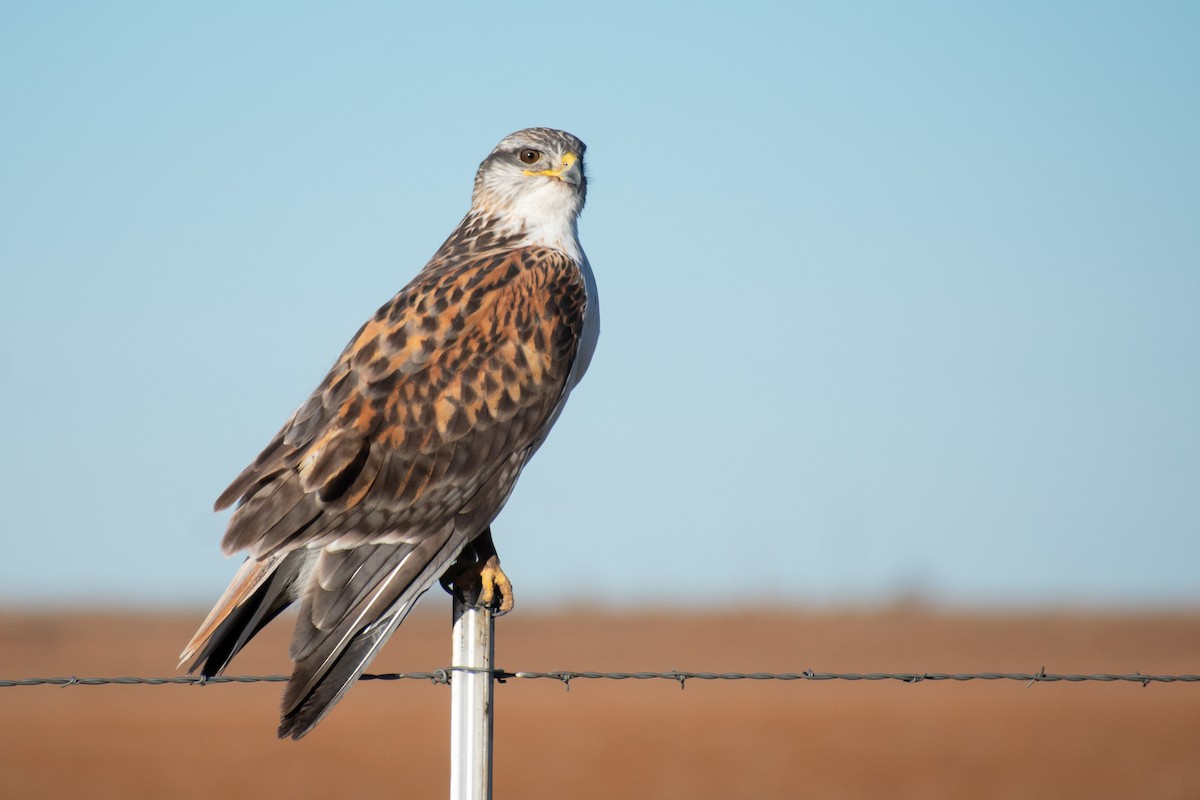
[180,128,598,739]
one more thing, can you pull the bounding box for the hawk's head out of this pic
[472,128,588,234]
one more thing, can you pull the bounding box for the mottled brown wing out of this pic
[215,245,588,561]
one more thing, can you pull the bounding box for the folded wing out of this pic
[182,246,588,738]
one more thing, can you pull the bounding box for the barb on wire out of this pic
[2,669,1198,689]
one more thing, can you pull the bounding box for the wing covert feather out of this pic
[218,246,587,561]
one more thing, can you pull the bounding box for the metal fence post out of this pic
[450,596,494,800]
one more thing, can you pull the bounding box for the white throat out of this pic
[479,179,584,263]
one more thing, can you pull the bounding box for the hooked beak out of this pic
[523,152,581,185]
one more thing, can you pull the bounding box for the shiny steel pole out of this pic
[450,597,494,800]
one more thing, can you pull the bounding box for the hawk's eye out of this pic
[518,149,541,164]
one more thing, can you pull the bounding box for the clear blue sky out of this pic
[1,2,1196,608]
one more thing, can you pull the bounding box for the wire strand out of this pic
[3,669,1197,689]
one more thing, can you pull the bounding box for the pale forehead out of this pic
[491,127,586,157]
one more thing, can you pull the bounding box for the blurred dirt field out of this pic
[2,606,1199,799]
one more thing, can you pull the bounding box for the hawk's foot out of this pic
[442,554,515,615]
[478,555,514,615]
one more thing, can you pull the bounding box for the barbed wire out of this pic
[3,668,1198,690]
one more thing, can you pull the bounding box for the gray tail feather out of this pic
[189,553,307,677]
[276,531,468,739]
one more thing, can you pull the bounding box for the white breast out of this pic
[568,253,600,390]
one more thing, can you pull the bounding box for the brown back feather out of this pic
[217,244,587,563]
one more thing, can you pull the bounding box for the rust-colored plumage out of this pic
[181,128,598,739]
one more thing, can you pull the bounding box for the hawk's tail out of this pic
[180,551,311,676]
[277,528,469,739]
